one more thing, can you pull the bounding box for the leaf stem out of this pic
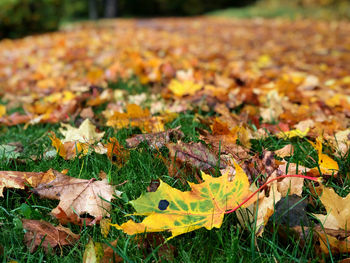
[224,174,320,214]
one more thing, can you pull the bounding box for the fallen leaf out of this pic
[168,79,202,97]
[167,141,226,174]
[22,219,79,253]
[313,186,350,230]
[83,238,122,263]
[59,119,104,144]
[32,169,115,221]
[106,138,129,167]
[125,127,184,149]
[106,104,166,133]
[326,128,350,157]
[0,105,6,117]
[100,218,111,238]
[0,170,56,197]
[277,128,309,139]
[309,137,339,176]
[111,161,252,239]
[275,144,294,158]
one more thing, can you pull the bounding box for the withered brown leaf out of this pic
[167,141,226,172]
[22,219,79,253]
[32,170,115,221]
[125,126,184,149]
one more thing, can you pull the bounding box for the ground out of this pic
[0,17,350,262]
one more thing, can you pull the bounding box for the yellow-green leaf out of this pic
[111,162,251,239]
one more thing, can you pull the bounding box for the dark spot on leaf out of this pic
[158,200,170,211]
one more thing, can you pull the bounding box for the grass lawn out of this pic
[0,17,350,262]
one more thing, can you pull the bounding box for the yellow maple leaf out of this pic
[106,104,169,132]
[309,137,339,176]
[0,105,6,118]
[111,162,252,239]
[277,128,309,139]
[313,186,350,230]
[168,79,202,97]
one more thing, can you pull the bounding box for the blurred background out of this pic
[1,0,349,39]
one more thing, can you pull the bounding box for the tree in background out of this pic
[88,0,117,19]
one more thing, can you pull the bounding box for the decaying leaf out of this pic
[60,119,104,143]
[111,161,252,239]
[308,137,339,176]
[32,169,115,221]
[292,225,350,255]
[22,219,79,253]
[326,128,350,157]
[106,104,168,133]
[106,138,129,167]
[238,161,307,236]
[50,119,106,160]
[167,141,226,174]
[0,170,56,197]
[135,233,176,262]
[277,128,309,139]
[125,127,184,149]
[275,144,294,158]
[313,186,350,230]
[168,79,202,97]
[83,238,122,263]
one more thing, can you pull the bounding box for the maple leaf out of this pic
[125,127,184,149]
[111,162,252,239]
[49,119,106,160]
[32,169,115,221]
[0,105,5,118]
[59,119,104,143]
[22,219,79,253]
[313,186,350,230]
[106,137,129,167]
[106,104,167,133]
[168,79,202,97]
[0,170,56,197]
[167,141,226,172]
[277,128,310,139]
[83,238,122,263]
[308,137,339,176]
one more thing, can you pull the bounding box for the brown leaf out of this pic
[275,144,294,158]
[146,179,160,192]
[54,207,96,226]
[125,127,184,149]
[292,225,350,255]
[135,233,175,262]
[106,138,129,167]
[22,219,79,253]
[167,141,226,173]
[32,170,115,221]
[199,130,249,161]
[0,169,56,197]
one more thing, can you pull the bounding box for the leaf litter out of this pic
[0,17,349,260]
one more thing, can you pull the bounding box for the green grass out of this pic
[208,2,350,20]
[0,80,348,262]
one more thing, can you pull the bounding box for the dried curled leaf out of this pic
[59,119,104,143]
[125,127,184,149]
[0,170,56,197]
[106,104,166,132]
[22,219,79,253]
[167,141,226,172]
[112,162,252,239]
[32,169,115,221]
[106,138,129,167]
